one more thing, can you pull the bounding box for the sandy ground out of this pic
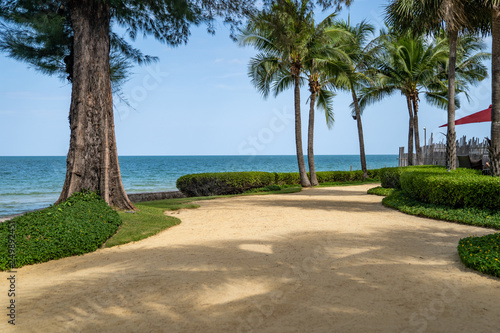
[2,185,500,332]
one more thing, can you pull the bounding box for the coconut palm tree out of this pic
[301,14,351,185]
[330,18,376,177]
[358,30,450,165]
[385,0,490,169]
[239,0,315,187]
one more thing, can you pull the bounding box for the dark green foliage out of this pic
[458,234,500,278]
[367,186,395,196]
[380,167,405,189]
[382,190,500,229]
[0,191,121,271]
[317,170,364,182]
[275,172,302,185]
[176,172,276,197]
[177,169,382,197]
[399,167,500,209]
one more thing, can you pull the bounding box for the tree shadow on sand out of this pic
[15,224,500,333]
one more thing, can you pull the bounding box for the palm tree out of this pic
[385,0,490,169]
[330,18,376,177]
[239,0,315,187]
[358,30,449,166]
[238,0,313,187]
[301,14,350,185]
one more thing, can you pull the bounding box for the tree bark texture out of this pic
[294,73,311,187]
[412,95,422,165]
[406,95,414,166]
[491,7,500,176]
[446,29,458,170]
[352,90,368,178]
[58,0,135,210]
[307,88,318,186]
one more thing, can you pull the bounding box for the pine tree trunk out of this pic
[491,7,500,176]
[446,29,458,170]
[352,90,368,179]
[308,90,318,186]
[412,96,422,165]
[406,95,414,166]
[57,0,135,210]
[294,74,311,187]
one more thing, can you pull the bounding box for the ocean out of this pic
[0,155,398,217]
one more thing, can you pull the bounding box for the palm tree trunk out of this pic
[352,90,368,178]
[446,28,458,170]
[406,95,414,166]
[308,90,319,186]
[412,95,422,165]
[294,74,311,187]
[58,0,135,210]
[491,7,500,176]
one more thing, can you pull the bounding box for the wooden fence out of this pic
[398,135,490,167]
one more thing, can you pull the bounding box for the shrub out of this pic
[458,233,500,278]
[176,172,275,197]
[275,172,301,185]
[316,170,364,183]
[382,190,500,229]
[367,186,394,196]
[380,167,405,189]
[0,191,121,271]
[399,167,500,209]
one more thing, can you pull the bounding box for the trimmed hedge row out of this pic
[176,172,275,197]
[177,170,381,197]
[380,166,500,210]
[400,167,500,209]
[0,191,121,271]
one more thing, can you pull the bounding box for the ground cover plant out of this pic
[458,233,500,278]
[367,186,394,196]
[0,191,121,271]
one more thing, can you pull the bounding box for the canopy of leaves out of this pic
[0,0,258,89]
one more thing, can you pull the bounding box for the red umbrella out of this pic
[439,105,492,127]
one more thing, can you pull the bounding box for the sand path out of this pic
[2,185,500,332]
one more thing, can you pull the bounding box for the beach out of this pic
[2,184,499,332]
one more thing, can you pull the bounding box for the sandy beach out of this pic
[1,184,499,332]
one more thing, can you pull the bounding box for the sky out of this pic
[0,0,494,156]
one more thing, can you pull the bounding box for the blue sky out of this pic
[0,0,493,156]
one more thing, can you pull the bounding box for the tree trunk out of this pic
[294,73,311,187]
[352,90,368,178]
[446,29,458,170]
[406,95,414,166]
[491,7,500,176]
[307,89,318,186]
[58,0,135,210]
[412,95,422,165]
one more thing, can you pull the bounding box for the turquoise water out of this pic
[0,155,398,217]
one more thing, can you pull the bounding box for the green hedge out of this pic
[177,169,382,197]
[399,167,500,209]
[380,167,405,189]
[458,234,500,278]
[176,172,276,196]
[0,191,121,271]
